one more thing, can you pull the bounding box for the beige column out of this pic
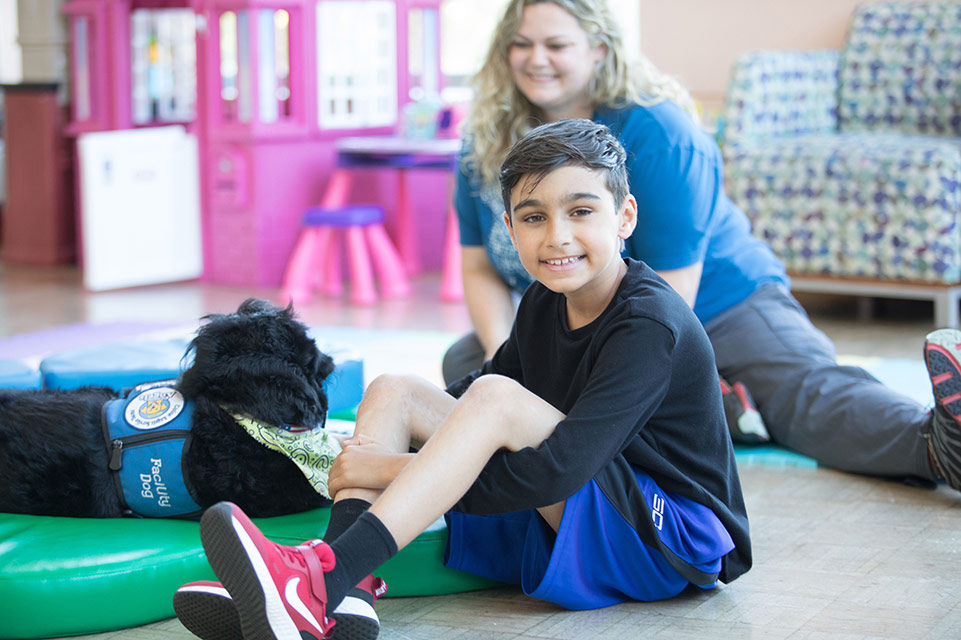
[17,0,68,96]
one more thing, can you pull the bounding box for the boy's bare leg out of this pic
[365,373,567,549]
[330,374,456,501]
[355,374,455,451]
[536,502,566,532]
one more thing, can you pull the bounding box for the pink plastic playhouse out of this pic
[61,0,456,294]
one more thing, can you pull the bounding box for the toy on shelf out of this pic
[130,7,196,125]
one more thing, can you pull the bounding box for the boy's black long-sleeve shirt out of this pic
[448,259,752,583]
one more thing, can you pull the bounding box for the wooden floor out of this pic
[2,262,960,639]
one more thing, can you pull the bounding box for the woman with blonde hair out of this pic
[465,0,698,195]
[445,0,960,495]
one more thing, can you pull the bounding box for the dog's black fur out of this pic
[0,298,335,518]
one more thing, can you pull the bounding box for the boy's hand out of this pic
[341,433,379,447]
[328,437,412,496]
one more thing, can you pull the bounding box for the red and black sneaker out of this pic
[720,377,770,444]
[329,574,388,639]
[923,329,961,491]
[198,501,336,640]
[174,571,386,640]
[173,581,240,640]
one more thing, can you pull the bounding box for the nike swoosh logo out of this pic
[285,577,326,635]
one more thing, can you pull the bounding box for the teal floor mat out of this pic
[733,443,818,468]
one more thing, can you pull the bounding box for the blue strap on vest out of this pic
[101,380,203,518]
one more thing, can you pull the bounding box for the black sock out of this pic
[324,511,398,610]
[323,498,371,543]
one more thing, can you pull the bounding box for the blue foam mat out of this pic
[0,360,42,389]
[39,337,191,391]
[34,334,363,414]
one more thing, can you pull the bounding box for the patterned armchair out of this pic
[721,2,961,326]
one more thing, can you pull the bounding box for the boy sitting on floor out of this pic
[174,118,752,640]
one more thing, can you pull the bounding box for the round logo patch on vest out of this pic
[125,385,186,430]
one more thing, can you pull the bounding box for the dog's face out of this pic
[178,298,334,428]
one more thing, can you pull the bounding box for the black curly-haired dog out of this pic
[0,298,336,519]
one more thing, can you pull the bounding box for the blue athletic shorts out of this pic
[444,466,735,610]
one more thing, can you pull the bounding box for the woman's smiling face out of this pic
[508,3,606,122]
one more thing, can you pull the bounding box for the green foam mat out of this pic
[0,509,499,639]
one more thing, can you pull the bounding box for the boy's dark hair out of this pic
[500,119,629,219]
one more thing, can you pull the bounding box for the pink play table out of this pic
[332,136,463,302]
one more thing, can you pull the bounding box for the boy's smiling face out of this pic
[504,164,637,312]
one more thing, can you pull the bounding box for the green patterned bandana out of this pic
[230,413,343,499]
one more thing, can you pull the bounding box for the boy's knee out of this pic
[460,374,523,407]
[366,373,416,396]
[460,375,558,449]
[361,374,422,411]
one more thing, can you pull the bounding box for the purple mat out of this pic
[0,321,189,361]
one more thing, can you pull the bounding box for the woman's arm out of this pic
[656,262,703,308]
[461,246,516,359]
[616,108,722,310]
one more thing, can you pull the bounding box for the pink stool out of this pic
[281,204,412,306]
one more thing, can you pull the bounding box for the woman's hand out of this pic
[328,435,413,496]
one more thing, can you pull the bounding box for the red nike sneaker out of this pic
[199,501,336,640]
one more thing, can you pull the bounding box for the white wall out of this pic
[639,0,880,118]
[0,0,23,83]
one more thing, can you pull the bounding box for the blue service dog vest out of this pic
[101,380,203,518]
